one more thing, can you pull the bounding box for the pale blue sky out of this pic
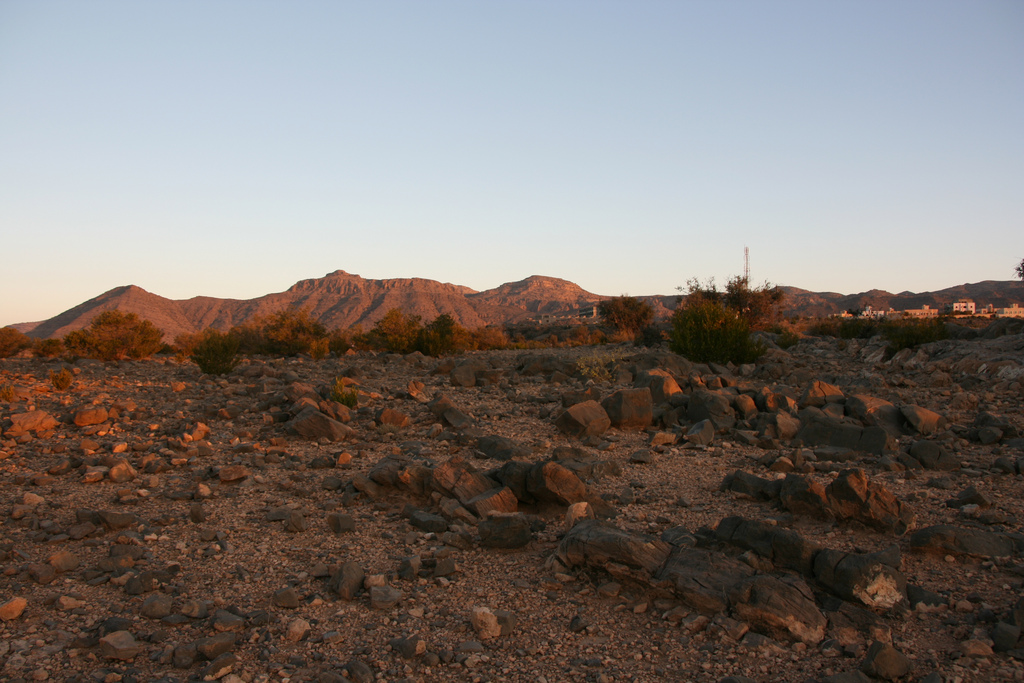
[1,1,1022,326]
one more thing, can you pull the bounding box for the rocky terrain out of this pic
[2,323,1024,683]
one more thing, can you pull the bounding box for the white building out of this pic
[904,305,938,319]
[951,299,976,315]
[998,304,1024,318]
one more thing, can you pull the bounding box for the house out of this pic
[904,305,938,319]
[998,304,1024,318]
[951,299,976,315]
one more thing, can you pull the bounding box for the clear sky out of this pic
[1,1,1022,327]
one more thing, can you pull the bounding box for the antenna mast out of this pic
[743,246,750,284]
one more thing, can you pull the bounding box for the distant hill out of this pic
[20,270,612,342]
[15,270,1024,342]
[780,280,1024,318]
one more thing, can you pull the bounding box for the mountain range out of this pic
[12,270,1024,342]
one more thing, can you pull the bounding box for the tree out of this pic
[669,291,765,364]
[680,277,784,331]
[599,296,654,337]
[362,309,423,354]
[1016,258,1024,280]
[417,314,470,356]
[63,310,163,361]
[0,327,33,358]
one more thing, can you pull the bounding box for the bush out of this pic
[882,318,948,352]
[575,351,622,382]
[0,327,33,358]
[680,277,784,331]
[308,338,329,360]
[359,309,423,354]
[669,295,765,364]
[0,384,15,402]
[34,338,64,358]
[50,368,73,391]
[63,310,164,361]
[190,329,241,375]
[228,308,329,357]
[599,296,654,338]
[328,329,354,356]
[331,378,359,408]
[417,314,470,356]
[470,327,509,350]
[776,329,801,349]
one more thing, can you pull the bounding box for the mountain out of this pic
[20,271,610,342]
[780,280,1024,318]
[15,270,1024,343]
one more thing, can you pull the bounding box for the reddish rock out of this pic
[74,407,109,427]
[601,388,653,429]
[556,400,610,438]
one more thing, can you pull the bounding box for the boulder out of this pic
[800,381,845,408]
[826,469,915,534]
[714,516,821,576]
[634,369,682,404]
[900,405,946,436]
[8,410,59,434]
[526,461,587,505]
[288,407,355,442]
[465,487,518,517]
[688,390,736,430]
[779,474,829,519]
[657,546,755,615]
[478,513,533,548]
[846,395,904,436]
[909,524,1020,558]
[909,441,960,471]
[555,401,610,438]
[476,435,531,461]
[860,641,913,681]
[813,547,906,610]
[74,407,109,427]
[685,419,715,446]
[557,519,671,575]
[729,575,827,645]
[720,471,782,501]
[601,388,653,429]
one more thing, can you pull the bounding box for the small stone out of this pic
[471,606,502,639]
[960,639,994,657]
[860,640,912,680]
[0,597,28,620]
[99,630,140,660]
[273,587,300,608]
[286,618,311,642]
[370,585,402,610]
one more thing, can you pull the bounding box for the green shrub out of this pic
[574,352,620,382]
[599,296,654,338]
[881,318,948,352]
[776,329,800,349]
[0,327,33,358]
[229,308,329,357]
[63,310,163,361]
[331,378,358,408]
[0,384,15,402]
[34,338,64,358]
[191,329,240,375]
[669,295,765,364]
[358,309,423,354]
[328,329,354,356]
[50,368,73,391]
[309,338,329,360]
[416,314,470,356]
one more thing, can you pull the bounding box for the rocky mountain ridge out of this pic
[16,270,1024,342]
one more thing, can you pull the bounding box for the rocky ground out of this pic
[2,323,1024,683]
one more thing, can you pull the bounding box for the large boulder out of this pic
[634,369,682,404]
[846,395,904,436]
[555,401,610,439]
[826,469,915,534]
[657,547,755,615]
[800,381,845,408]
[526,461,588,505]
[813,547,906,610]
[557,520,671,576]
[900,405,946,436]
[909,525,1021,558]
[601,389,653,429]
[687,389,736,430]
[288,407,355,442]
[729,575,827,645]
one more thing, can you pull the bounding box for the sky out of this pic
[1,1,1022,327]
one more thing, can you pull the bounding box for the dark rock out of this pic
[658,546,755,615]
[329,562,365,600]
[729,575,826,645]
[909,524,1019,558]
[900,405,946,436]
[826,469,914,534]
[813,547,906,610]
[860,640,912,681]
[555,401,611,438]
[479,514,533,548]
[557,519,670,575]
[601,388,653,429]
[910,441,960,471]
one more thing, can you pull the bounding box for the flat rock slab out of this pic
[557,519,670,575]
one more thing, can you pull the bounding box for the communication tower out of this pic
[743,246,750,284]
